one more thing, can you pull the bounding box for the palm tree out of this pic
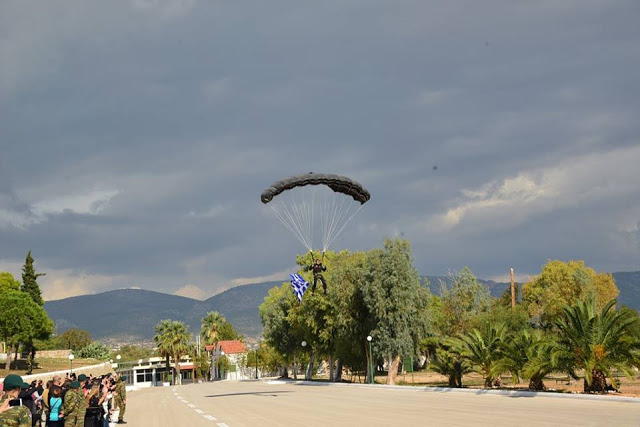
[430,347,470,388]
[552,297,640,393]
[200,311,226,346]
[522,335,556,391]
[497,329,553,390]
[154,320,173,383]
[154,320,192,385]
[168,321,192,385]
[452,322,508,387]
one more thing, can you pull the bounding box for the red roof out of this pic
[217,340,246,354]
[179,364,194,371]
[204,344,215,352]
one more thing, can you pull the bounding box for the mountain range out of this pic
[44,272,640,343]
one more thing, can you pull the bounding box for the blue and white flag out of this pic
[290,273,310,303]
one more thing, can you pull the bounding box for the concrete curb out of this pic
[265,379,640,403]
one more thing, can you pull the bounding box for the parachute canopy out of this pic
[261,173,370,205]
[261,173,370,252]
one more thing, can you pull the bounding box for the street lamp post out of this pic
[367,335,373,384]
[68,353,74,375]
[301,341,308,380]
[220,351,225,380]
[254,346,259,379]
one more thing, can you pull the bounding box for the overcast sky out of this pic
[1,0,639,301]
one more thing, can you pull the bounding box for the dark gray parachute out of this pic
[260,173,371,205]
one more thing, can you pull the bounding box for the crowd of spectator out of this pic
[0,371,127,427]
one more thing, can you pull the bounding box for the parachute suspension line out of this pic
[289,190,310,247]
[270,204,311,251]
[270,196,313,251]
[330,194,350,246]
[321,186,340,252]
[323,196,348,251]
[285,193,310,249]
[294,188,315,250]
[322,191,342,251]
[324,203,364,251]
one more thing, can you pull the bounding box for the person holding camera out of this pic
[0,374,32,427]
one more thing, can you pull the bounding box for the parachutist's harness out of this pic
[307,258,327,294]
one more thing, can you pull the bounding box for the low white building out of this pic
[114,356,197,388]
[206,340,253,380]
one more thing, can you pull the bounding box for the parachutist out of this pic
[306,258,327,294]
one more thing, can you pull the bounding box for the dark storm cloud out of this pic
[1,0,638,298]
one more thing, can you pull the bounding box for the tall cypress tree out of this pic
[21,250,45,306]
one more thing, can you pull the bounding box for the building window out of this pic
[136,368,154,383]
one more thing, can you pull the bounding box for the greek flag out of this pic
[290,273,310,303]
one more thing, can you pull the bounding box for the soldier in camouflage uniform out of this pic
[62,381,86,427]
[0,374,31,427]
[114,375,127,424]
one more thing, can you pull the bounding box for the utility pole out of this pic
[510,268,516,310]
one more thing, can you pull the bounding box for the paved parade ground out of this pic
[127,380,640,427]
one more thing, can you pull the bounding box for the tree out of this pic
[359,239,431,385]
[200,311,226,346]
[77,342,111,360]
[154,320,174,382]
[434,267,491,337]
[325,251,371,382]
[200,312,240,346]
[429,343,470,388]
[154,320,191,385]
[450,322,508,387]
[551,298,640,393]
[59,329,92,350]
[217,322,241,342]
[521,332,556,391]
[0,290,52,370]
[522,260,619,326]
[192,349,211,380]
[0,272,21,293]
[21,250,45,306]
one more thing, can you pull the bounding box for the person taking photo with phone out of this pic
[0,374,32,427]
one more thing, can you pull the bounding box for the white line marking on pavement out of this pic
[188,404,196,408]
[203,414,217,421]
[195,409,204,414]
[217,423,229,427]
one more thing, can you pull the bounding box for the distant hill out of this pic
[612,271,640,310]
[44,281,282,342]
[44,272,639,343]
